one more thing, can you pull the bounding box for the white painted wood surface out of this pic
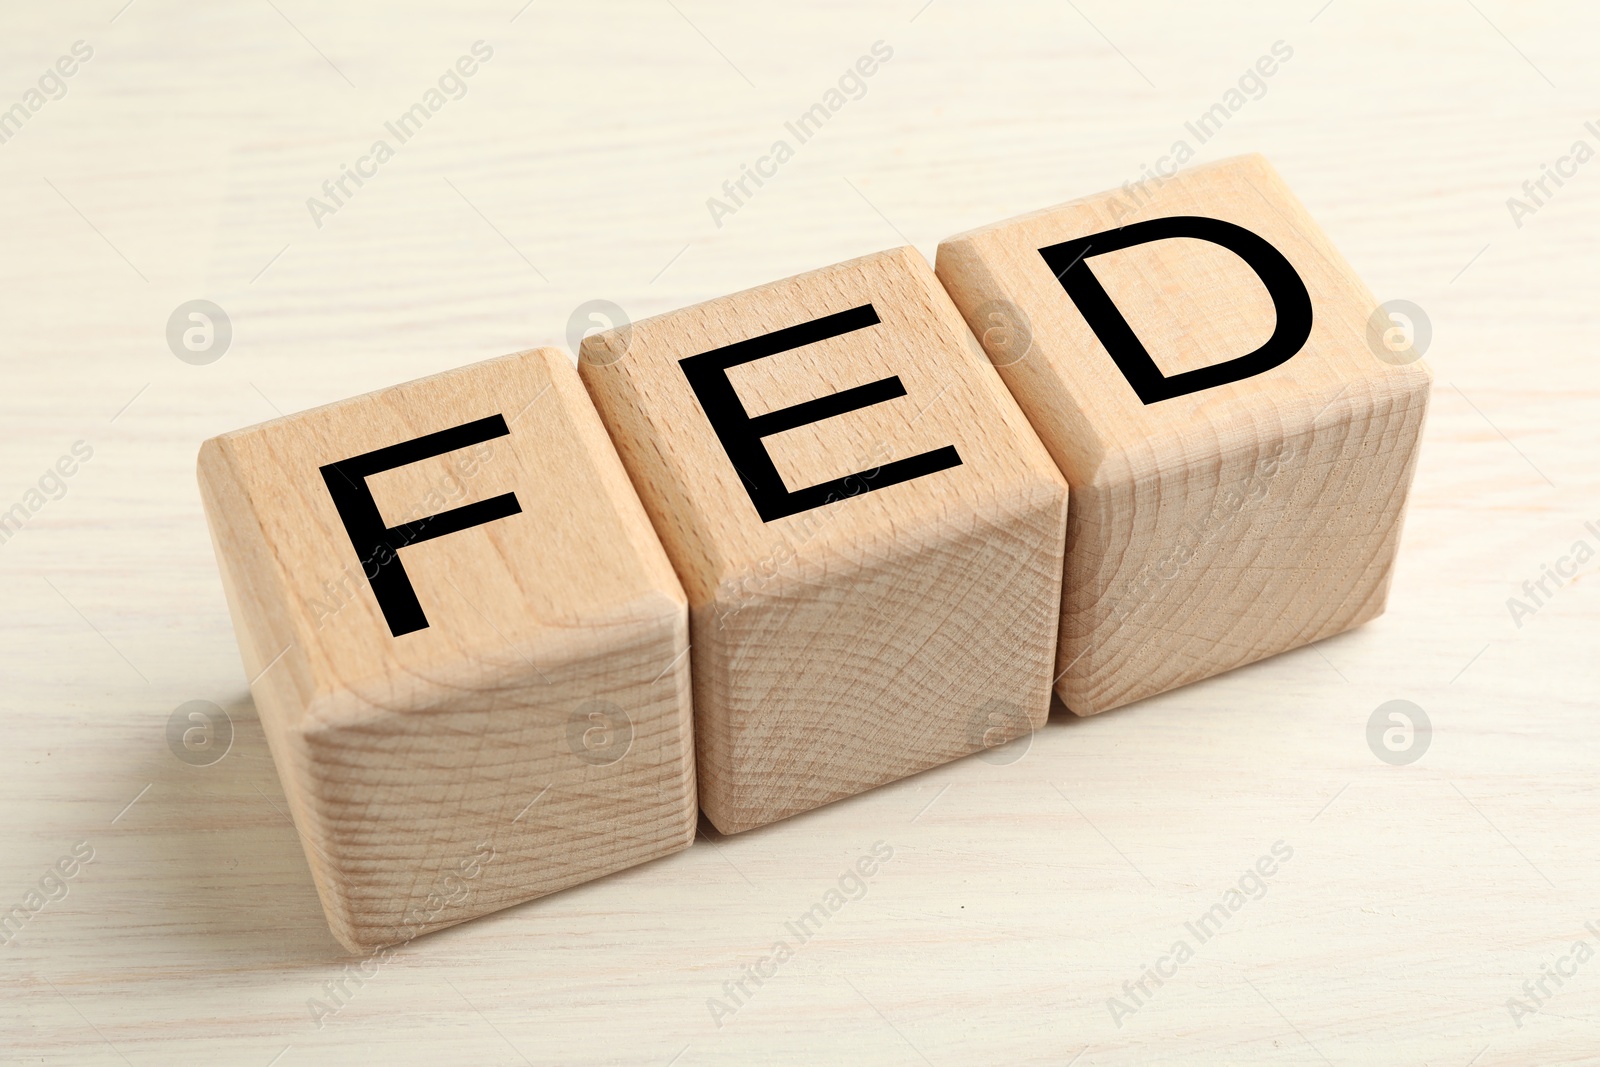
[1,1,1596,1063]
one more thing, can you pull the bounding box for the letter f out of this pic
[320,415,520,636]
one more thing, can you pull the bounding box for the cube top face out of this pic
[198,348,696,949]
[937,153,1432,486]
[579,245,1067,603]
[200,348,685,722]
[581,247,1068,833]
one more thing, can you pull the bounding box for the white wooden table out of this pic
[3,1,1597,1063]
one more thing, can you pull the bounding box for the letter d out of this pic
[1039,216,1313,404]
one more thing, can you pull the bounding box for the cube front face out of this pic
[198,348,695,950]
[697,487,1069,831]
[580,247,1068,833]
[937,154,1431,714]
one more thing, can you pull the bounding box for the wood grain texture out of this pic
[4,1,1599,1064]
[937,154,1432,714]
[580,247,1067,831]
[198,348,695,948]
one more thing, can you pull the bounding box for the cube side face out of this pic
[299,604,695,950]
[938,154,1433,713]
[1057,375,1429,713]
[695,485,1066,833]
[196,348,695,949]
[580,246,1068,832]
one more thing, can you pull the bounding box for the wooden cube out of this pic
[197,348,695,950]
[936,154,1431,715]
[579,247,1068,833]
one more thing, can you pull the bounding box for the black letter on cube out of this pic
[320,414,521,637]
[679,303,962,523]
[1040,216,1314,404]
